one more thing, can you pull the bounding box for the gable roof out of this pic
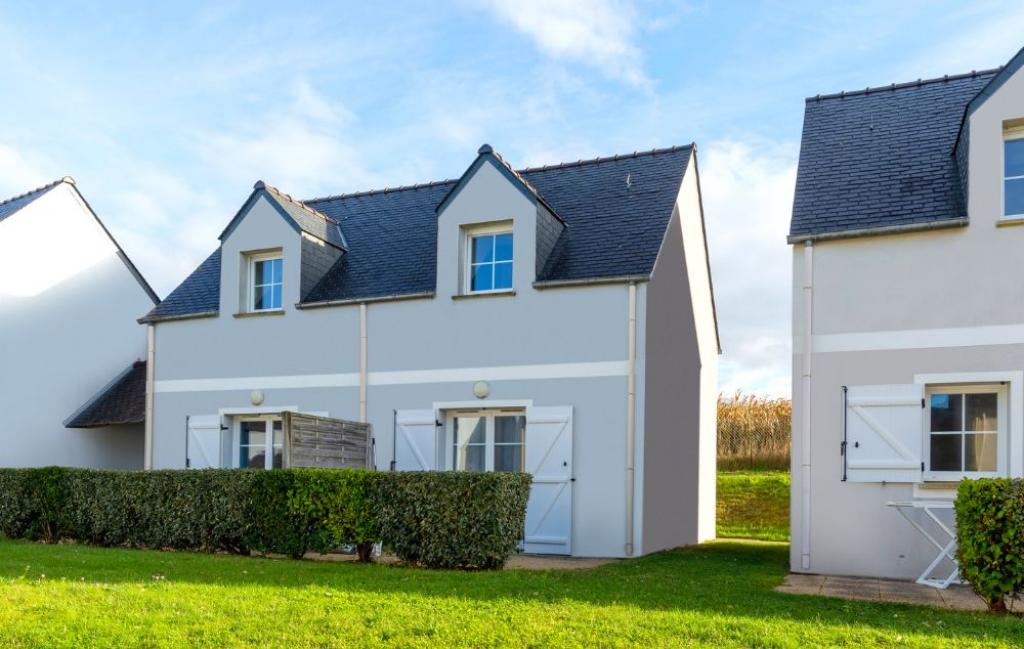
[790,69,999,242]
[65,360,146,428]
[219,181,347,250]
[142,144,694,322]
[0,178,65,224]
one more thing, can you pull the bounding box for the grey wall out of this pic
[791,63,1024,578]
[0,184,150,468]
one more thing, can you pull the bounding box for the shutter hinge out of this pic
[921,398,926,408]
[921,462,925,471]
[840,440,847,456]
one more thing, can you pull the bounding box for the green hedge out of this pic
[0,468,530,569]
[955,478,1024,613]
[379,472,533,569]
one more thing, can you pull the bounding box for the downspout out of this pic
[359,303,368,423]
[144,324,155,470]
[800,241,814,570]
[625,281,637,557]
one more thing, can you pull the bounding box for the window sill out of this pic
[452,290,516,301]
[996,216,1024,227]
[233,309,285,318]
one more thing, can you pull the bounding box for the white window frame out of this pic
[443,409,525,472]
[463,222,514,295]
[1004,125,1024,220]
[247,251,283,312]
[234,415,284,470]
[923,383,1007,482]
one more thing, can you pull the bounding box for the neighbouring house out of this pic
[0,178,158,469]
[789,46,1024,580]
[140,143,719,558]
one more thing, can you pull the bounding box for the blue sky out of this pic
[1,1,1021,396]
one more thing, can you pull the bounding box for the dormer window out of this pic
[465,224,513,294]
[1005,125,1024,218]
[248,251,282,311]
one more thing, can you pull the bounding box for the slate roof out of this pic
[0,178,65,224]
[65,361,146,428]
[142,144,694,321]
[258,182,347,249]
[790,70,999,240]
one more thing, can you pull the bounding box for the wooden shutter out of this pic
[844,384,924,483]
[186,414,223,469]
[523,406,573,555]
[394,410,438,470]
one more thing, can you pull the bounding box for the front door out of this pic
[236,416,284,469]
[444,407,573,555]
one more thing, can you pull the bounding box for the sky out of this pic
[0,1,1021,397]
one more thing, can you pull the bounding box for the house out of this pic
[789,46,1024,580]
[140,143,719,558]
[0,178,158,469]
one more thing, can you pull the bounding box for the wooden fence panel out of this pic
[282,412,373,469]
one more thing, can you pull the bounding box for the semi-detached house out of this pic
[138,144,719,558]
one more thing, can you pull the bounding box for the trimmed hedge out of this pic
[379,472,532,569]
[0,468,530,569]
[955,478,1024,613]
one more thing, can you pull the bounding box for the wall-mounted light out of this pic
[473,381,490,399]
[250,390,265,406]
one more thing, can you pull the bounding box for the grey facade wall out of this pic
[791,63,1024,578]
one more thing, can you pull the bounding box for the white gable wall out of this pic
[0,183,152,468]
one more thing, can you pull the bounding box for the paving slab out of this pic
[777,573,991,611]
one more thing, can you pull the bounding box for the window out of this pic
[925,385,1005,480]
[248,253,283,311]
[467,231,513,293]
[451,411,525,472]
[1006,129,1024,218]
[238,417,283,469]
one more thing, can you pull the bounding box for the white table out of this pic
[887,500,963,589]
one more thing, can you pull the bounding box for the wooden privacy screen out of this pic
[282,412,373,469]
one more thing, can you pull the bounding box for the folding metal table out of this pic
[887,500,963,589]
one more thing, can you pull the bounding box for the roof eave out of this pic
[787,217,968,244]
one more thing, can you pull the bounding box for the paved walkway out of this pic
[776,573,1004,611]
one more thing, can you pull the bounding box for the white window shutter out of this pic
[523,406,573,555]
[394,410,438,470]
[844,384,924,483]
[186,415,224,469]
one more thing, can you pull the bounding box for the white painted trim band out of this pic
[810,323,1024,353]
[155,360,629,394]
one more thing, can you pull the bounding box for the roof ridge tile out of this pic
[808,67,1003,102]
[0,177,69,207]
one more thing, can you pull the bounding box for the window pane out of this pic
[270,284,282,309]
[965,433,997,472]
[254,260,267,286]
[930,394,962,432]
[930,433,962,471]
[243,447,266,469]
[495,416,525,444]
[494,445,523,472]
[1006,139,1024,178]
[493,261,513,289]
[271,258,283,283]
[965,393,998,431]
[471,264,493,291]
[494,233,513,261]
[1006,178,1024,216]
[456,417,485,445]
[473,235,494,263]
[457,444,485,471]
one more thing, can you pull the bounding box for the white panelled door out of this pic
[394,410,438,470]
[186,414,223,469]
[523,406,573,555]
[844,384,924,482]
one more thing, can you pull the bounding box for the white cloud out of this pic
[478,0,649,87]
[701,138,798,398]
[0,144,58,199]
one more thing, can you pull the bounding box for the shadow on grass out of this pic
[0,537,1018,644]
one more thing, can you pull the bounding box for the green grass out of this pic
[1,537,1021,647]
[718,470,790,541]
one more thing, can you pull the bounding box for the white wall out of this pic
[0,183,151,468]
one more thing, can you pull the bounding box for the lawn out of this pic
[1,537,1021,647]
[717,470,790,541]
